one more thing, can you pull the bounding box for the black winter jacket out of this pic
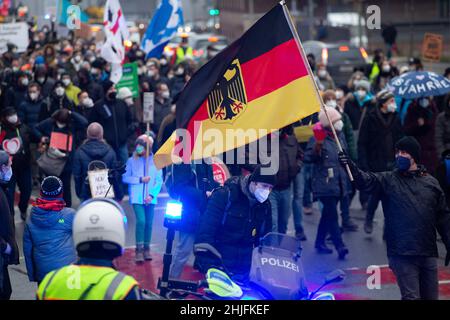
[89,98,133,151]
[72,139,118,200]
[195,176,272,280]
[169,162,218,234]
[351,165,450,257]
[358,107,404,172]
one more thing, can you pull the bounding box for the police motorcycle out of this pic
[164,232,345,300]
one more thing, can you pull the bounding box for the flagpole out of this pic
[280,1,354,181]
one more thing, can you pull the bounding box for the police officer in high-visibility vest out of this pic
[174,34,193,65]
[37,199,144,300]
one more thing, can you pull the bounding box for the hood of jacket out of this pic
[30,206,64,228]
[79,139,113,159]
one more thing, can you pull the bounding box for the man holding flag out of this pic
[154,1,352,279]
[154,1,325,171]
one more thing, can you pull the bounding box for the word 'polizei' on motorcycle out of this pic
[163,231,346,300]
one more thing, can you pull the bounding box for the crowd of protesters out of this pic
[0,23,450,301]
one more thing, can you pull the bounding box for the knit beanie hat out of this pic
[102,79,115,93]
[354,79,371,92]
[41,176,64,198]
[376,89,395,106]
[249,164,277,186]
[395,136,421,162]
[319,106,342,128]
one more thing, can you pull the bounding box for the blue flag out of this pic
[141,0,184,59]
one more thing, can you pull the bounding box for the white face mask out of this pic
[333,119,344,132]
[419,99,430,108]
[56,122,66,129]
[357,90,367,99]
[176,68,184,76]
[21,78,29,86]
[318,69,327,78]
[147,70,155,77]
[7,115,18,124]
[55,87,65,97]
[62,79,71,87]
[160,59,167,66]
[82,98,94,108]
[387,102,397,113]
[254,186,271,203]
[37,77,45,84]
[382,65,391,73]
[29,92,39,101]
[326,100,337,108]
[335,91,344,100]
[161,91,170,99]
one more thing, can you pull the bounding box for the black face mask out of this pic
[107,92,117,101]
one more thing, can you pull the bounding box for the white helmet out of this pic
[73,199,127,259]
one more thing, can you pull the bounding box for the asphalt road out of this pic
[7,184,450,300]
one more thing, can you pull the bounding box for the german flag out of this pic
[155,2,321,168]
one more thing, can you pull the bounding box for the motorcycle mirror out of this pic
[194,243,223,260]
[325,269,346,284]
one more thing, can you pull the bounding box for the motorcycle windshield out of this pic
[259,233,302,255]
[250,233,308,300]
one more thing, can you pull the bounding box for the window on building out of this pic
[440,0,450,18]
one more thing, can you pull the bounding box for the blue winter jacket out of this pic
[304,131,352,199]
[23,206,77,282]
[122,154,163,205]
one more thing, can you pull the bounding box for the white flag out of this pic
[101,0,129,82]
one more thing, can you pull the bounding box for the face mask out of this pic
[161,91,170,99]
[108,91,117,101]
[176,68,184,76]
[62,79,71,87]
[21,78,29,86]
[37,77,45,84]
[125,97,134,106]
[318,70,327,78]
[135,145,145,155]
[7,115,18,124]
[160,59,167,66]
[396,155,411,172]
[357,90,367,99]
[56,122,66,129]
[335,91,344,100]
[254,186,270,203]
[419,99,429,108]
[89,56,96,63]
[55,87,65,97]
[326,100,337,108]
[74,56,82,63]
[333,120,344,132]
[0,166,12,183]
[382,65,391,73]
[387,102,397,113]
[82,98,94,108]
[29,92,39,101]
[147,70,155,77]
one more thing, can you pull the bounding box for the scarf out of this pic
[32,198,66,211]
[354,91,374,108]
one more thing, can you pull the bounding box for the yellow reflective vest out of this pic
[176,46,194,65]
[36,265,139,300]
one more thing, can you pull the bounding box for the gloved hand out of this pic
[338,151,350,167]
[445,251,450,267]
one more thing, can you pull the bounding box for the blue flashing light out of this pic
[165,200,183,221]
